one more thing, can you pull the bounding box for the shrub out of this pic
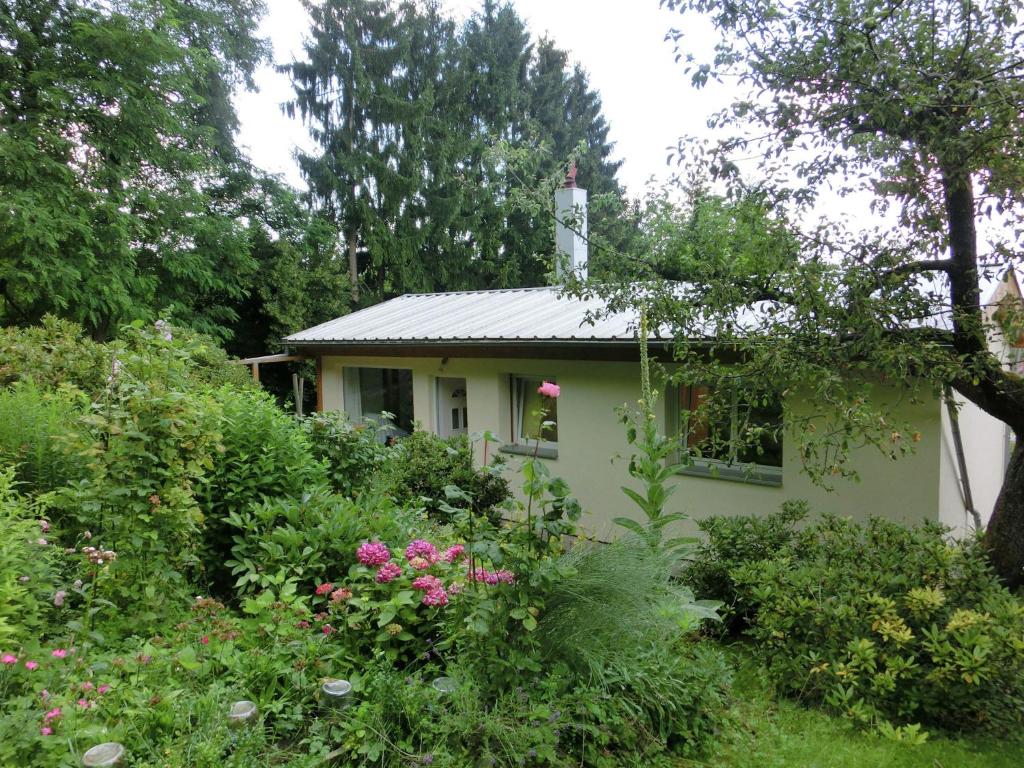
[0,381,86,494]
[683,500,808,630]
[224,490,421,596]
[0,316,109,393]
[198,385,327,593]
[720,513,1024,732]
[300,412,388,496]
[0,470,60,646]
[385,431,511,521]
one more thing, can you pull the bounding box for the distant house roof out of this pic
[285,287,640,347]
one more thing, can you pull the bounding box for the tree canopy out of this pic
[591,0,1024,584]
[285,0,629,304]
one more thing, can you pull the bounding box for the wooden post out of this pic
[251,363,260,383]
[292,373,305,417]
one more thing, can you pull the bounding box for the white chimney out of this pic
[554,167,587,282]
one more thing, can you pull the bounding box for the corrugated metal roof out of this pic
[285,287,638,344]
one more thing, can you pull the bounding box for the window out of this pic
[673,384,783,485]
[342,367,414,436]
[505,376,558,457]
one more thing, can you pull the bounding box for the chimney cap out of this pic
[562,163,577,189]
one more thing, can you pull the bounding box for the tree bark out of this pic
[346,227,359,303]
[986,436,1024,589]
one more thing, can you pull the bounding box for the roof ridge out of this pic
[398,286,559,299]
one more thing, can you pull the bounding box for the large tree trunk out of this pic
[985,436,1024,589]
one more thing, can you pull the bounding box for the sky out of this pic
[234,0,729,199]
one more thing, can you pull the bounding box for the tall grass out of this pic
[0,380,84,493]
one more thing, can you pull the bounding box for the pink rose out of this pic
[537,381,560,398]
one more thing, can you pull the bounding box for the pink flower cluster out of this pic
[315,582,334,596]
[411,574,448,606]
[466,567,516,585]
[376,562,402,583]
[357,541,391,566]
[442,544,465,563]
[405,540,439,564]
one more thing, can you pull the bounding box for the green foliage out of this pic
[0,470,60,646]
[537,537,720,678]
[0,0,270,340]
[385,431,511,521]
[300,412,388,497]
[0,316,110,393]
[224,490,416,596]
[684,501,809,630]
[197,386,326,591]
[286,0,627,302]
[0,381,86,494]
[693,511,1024,733]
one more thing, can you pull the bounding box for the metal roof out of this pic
[285,286,639,345]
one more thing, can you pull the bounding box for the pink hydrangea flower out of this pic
[51,649,67,659]
[375,562,402,583]
[39,727,53,736]
[1,654,16,665]
[448,582,463,595]
[412,575,443,592]
[442,544,465,563]
[494,570,516,584]
[296,620,311,630]
[409,556,431,570]
[357,541,391,566]
[404,539,439,564]
[537,381,560,398]
[25,660,38,671]
[422,588,449,607]
[314,582,334,596]
[330,588,352,603]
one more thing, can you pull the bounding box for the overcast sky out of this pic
[234,0,728,199]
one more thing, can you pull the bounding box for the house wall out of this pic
[320,354,948,539]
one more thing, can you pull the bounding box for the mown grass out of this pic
[680,647,1024,768]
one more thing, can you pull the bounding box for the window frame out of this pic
[667,383,783,487]
[501,375,559,459]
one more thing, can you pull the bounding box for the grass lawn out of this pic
[681,647,1024,768]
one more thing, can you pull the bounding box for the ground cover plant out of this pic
[0,319,731,766]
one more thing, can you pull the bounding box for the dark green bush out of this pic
[385,431,511,521]
[198,386,327,593]
[683,500,807,630]
[696,510,1024,733]
[300,411,388,496]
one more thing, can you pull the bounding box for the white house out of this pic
[284,183,1016,539]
